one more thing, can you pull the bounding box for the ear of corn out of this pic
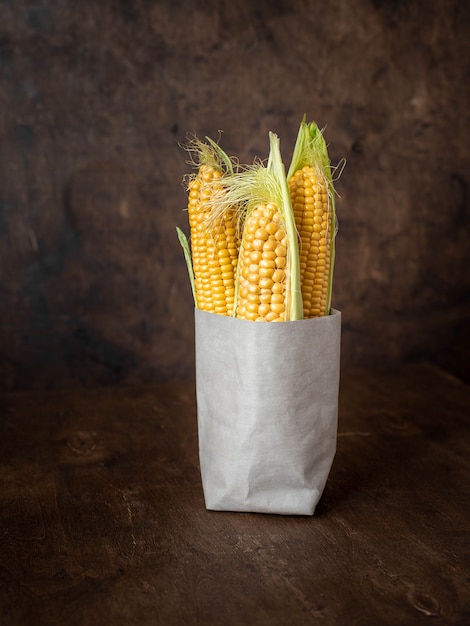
[287,120,337,317]
[211,132,302,321]
[179,138,240,316]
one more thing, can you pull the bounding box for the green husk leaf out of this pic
[176,226,197,306]
[286,113,308,181]
[268,131,303,321]
[205,136,234,176]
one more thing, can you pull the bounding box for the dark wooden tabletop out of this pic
[1,364,469,625]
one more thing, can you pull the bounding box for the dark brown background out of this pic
[0,0,469,391]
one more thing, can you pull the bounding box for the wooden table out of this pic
[1,365,469,625]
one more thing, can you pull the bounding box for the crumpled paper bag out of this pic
[195,308,341,515]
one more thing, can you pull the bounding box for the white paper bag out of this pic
[195,308,341,515]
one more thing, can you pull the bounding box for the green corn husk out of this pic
[268,131,303,321]
[176,226,197,305]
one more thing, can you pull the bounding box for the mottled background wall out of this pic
[0,0,469,390]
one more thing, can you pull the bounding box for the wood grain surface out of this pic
[1,365,469,625]
[0,0,469,390]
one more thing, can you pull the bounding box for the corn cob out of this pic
[178,139,239,316]
[212,132,302,322]
[287,121,337,317]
